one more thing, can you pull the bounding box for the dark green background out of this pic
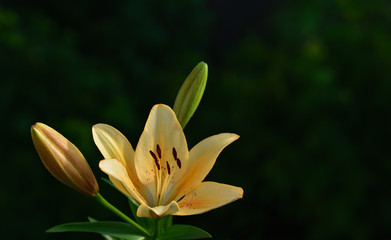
[1,0,391,239]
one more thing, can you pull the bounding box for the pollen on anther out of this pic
[156,144,162,159]
[166,161,171,175]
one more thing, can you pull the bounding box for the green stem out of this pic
[152,218,162,240]
[95,193,150,237]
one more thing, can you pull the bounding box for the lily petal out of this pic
[134,104,189,205]
[137,201,180,218]
[175,181,243,215]
[173,133,239,200]
[99,159,146,205]
[92,124,139,188]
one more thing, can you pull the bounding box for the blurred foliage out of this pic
[1,0,391,239]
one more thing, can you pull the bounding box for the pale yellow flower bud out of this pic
[173,61,208,128]
[31,122,99,196]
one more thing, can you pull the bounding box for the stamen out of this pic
[176,158,182,169]
[149,150,158,161]
[156,144,162,159]
[155,160,161,170]
[149,150,160,170]
[172,147,177,160]
[166,161,171,175]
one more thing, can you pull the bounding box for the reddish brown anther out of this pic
[154,159,161,170]
[176,158,182,169]
[150,150,160,170]
[156,144,162,159]
[149,150,158,161]
[166,161,171,175]
[172,147,177,160]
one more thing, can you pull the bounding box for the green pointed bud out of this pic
[173,61,208,128]
[31,122,99,196]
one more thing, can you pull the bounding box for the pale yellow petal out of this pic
[173,133,239,201]
[134,104,189,205]
[92,124,139,187]
[137,201,180,218]
[175,181,243,216]
[99,159,146,205]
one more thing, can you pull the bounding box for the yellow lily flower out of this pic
[93,104,243,218]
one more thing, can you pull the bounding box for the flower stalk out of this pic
[152,218,163,240]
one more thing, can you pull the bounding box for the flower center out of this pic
[149,144,182,206]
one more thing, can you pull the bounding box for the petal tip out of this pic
[230,133,240,140]
[238,187,244,198]
[152,104,172,112]
[92,123,108,131]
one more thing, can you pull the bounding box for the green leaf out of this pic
[102,178,154,231]
[161,225,212,240]
[88,217,120,240]
[47,221,147,240]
